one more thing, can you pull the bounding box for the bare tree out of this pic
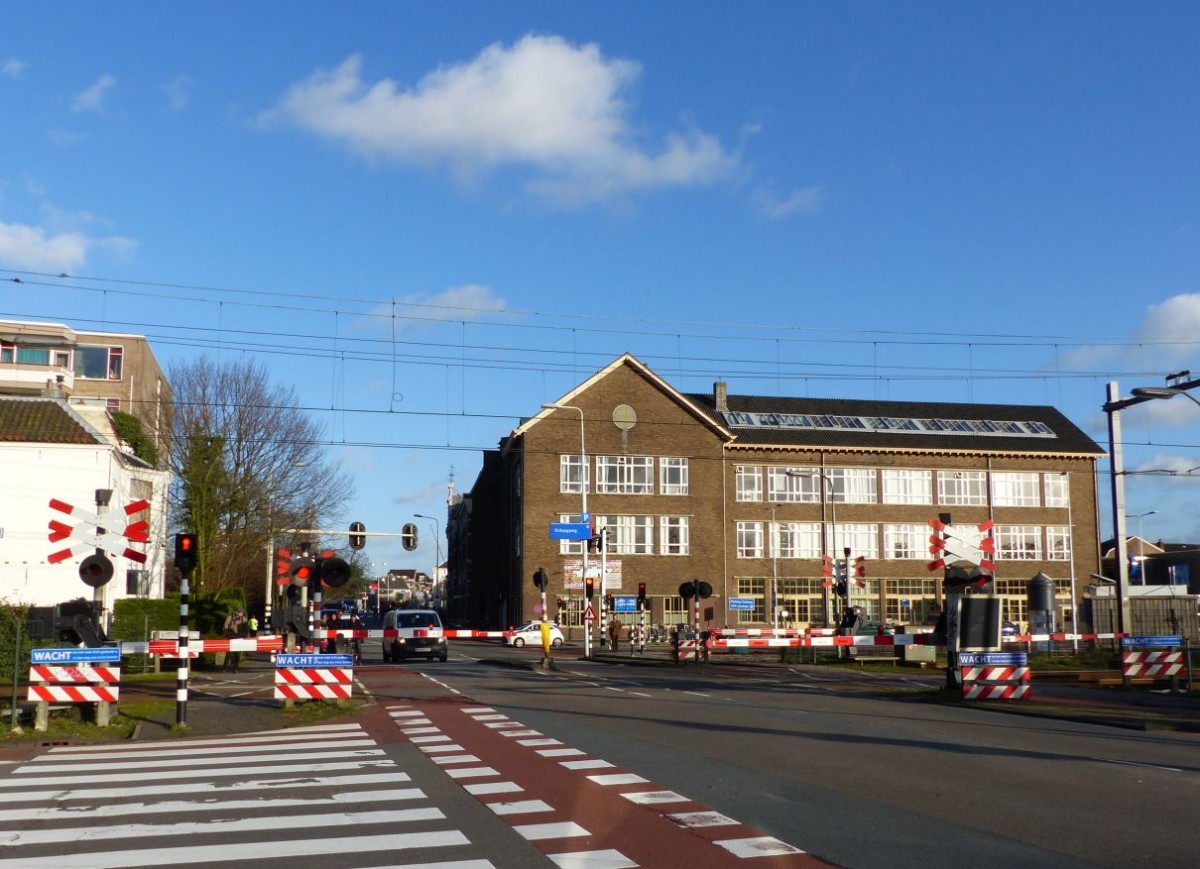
[169,357,354,601]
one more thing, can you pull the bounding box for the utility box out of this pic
[901,644,937,665]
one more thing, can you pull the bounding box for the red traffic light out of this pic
[174,533,198,574]
[289,555,316,587]
[637,582,646,603]
[584,577,595,599]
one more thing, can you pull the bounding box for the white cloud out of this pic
[71,74,116,113]
[1059,292,1200,372]
[0,220,136,271]
[0,222,89,270]
[162,74,192,111]
[358,284,510,335]
[2,58,28,79]
[262,35,738,205]
[751,184,823,220]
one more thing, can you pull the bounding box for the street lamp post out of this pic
[1130,510,1157,560]
[808,471,838,626]
[414,514,441,608]
[1103,376,1200,638]
[542,403,589,655]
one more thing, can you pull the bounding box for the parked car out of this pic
[503,621,564,648]
[1001,620,1020,638]
[382,609,448,662]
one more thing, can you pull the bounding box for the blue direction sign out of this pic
[729,597,755,611]
[959,652,1027,667]
[276,654,354,668]
[549,522,592,541]
[613,596,637,613]
[1121,635,1182,648]
[31,647,121,664]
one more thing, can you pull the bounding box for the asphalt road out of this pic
[407,642,1199,869]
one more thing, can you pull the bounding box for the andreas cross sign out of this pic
[47,497,149,565]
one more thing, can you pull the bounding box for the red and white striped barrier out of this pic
[963,681,1030,700]
[962,666,1028,683]
[28,664,121,703]
[274,667,353,700]
[1121,650,1184,679]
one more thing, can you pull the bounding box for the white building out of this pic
[0,396,170,614]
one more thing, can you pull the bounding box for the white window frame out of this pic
[596,455,654,495]
[558,454,588,496]
[883,523,926,559]
[995,524,1042,560]
[659,457,689,496]
[557,513,587,555]
[772,521,821,559]
[828,468,877,504]
[840,523,879,559]
[992,472,1041,507]
[882,469,932,505]
[767,466,821,502]
[659,516,690,555]
[736,466,763,502]
[600,514,654,554]
[737,521,765,558]
[938,470,988,506]
[1044,474,1070,508]
[1046,525,1072,560]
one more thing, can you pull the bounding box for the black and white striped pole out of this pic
[173,533,198,727]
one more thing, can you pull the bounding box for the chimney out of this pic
[714,381,728,412]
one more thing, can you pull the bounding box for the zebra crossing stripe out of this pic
[0,830,471,868]
[38,722,366,753]
[0,758,395,789]
[18,741,380,771]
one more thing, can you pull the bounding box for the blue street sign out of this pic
[958,652,1027,667]
[1121,635,1182,648]
[729,597,755,611]
[580,512,590,523]
[31,647,121,664]
[277,654,354,668]
[613,596,637,613]
[549,522,592,541]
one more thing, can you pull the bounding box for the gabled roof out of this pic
[0,397,106,445]
[510,353,733,444]
[683,391,1104,457]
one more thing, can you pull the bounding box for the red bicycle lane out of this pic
[379,695,834,868]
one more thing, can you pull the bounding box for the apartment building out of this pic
[453,354,1106,633]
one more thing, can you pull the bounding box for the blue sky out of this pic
[2,2,1200,570]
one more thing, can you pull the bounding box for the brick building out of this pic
[450,354,1105,634]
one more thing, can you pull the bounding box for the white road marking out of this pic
[514,820,590,841]
[714,836,805,858]
[547,848,636,868]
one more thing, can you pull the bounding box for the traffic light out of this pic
[604,593,614,612]
[78,552,114,588]
[533,567,548,589]
[401,523,418,551]
[348,521,366,550]
[584,577,594,599]
[637,582,646,604]
[174,533,198,575]
[57,599,107,646]
[319,555,352,587]
[556,597,565,610]
[945,564,992,593]
[289,554,317,587]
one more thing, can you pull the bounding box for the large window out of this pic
[659,516,690,555]
[882,469,932,505]
[827,468,877,504]
[600,515,654,554]
[995,525,1042,560]
[883,524,926,559]
[772,521,822,558]
[15,347,50,365]
[736,577,767,623]
[737,521,765,558]
[767,467,820,502]
[659,457,689,495]
[992,472,1041,507]
[75,345,123,380]
[596,455,654,495]
[558,454,588,495]
[938,471,988,506]
[557,513,587,555]
[735,466,763,502]
[1044,473,1070,508]
[1046,525,1072,560]
[840,523,879,558]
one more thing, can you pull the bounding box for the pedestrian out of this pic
[608,617,622,653]
[222,608,247,672]
[247,613,259,637]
